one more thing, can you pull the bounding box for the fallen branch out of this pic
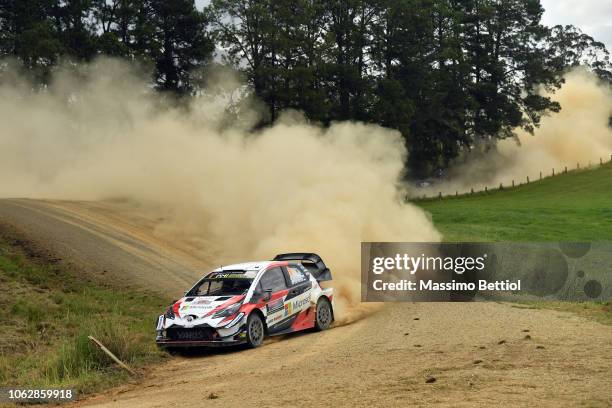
[88,336,137,376]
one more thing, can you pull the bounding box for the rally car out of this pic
[156,253,334,348]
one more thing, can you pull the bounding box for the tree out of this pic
[0,0,64,82]
[209,0,280,121]
[144,0,214,94]
[2,0,611,172]
[55,0,98,61]
[548,24,611,83]
[91,0,141,57]
[322,0,377,121]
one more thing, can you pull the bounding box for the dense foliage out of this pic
[1,0,609,174]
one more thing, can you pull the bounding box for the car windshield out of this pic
[187,278,253,296]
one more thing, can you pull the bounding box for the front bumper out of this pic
[156,338,245,348]
[156,316,247,348]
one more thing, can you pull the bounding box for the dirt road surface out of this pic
[0,198,211,295]
[1,198,610,407]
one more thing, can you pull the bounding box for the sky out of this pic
[195,0,611,51]
[540,0,612,50]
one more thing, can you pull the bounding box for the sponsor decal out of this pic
[182,304,214,310]
[293,297,310,309]
[284,296,310,316]
[209,271,246,279]
[266,298,285,314]
[269,314,284,323]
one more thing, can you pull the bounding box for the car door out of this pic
[258,267,289,330]
[283,264,313,316]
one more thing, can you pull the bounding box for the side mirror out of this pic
[263,289,272,302]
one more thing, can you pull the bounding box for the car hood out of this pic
[172,295,244,320]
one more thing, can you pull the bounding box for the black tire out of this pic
[246,313,265,348]
[314,298,333,331]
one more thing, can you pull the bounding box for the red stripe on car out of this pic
[173,300,182,318]
[291,306,316,331]
[204,295,246,317]
[266,261,288,269]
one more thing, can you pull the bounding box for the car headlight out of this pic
[224,312,245,328]
[164,306,175,319]
[212,302,242,318]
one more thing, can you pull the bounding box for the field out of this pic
[0,227,170,395]
[418,162,612,241]
[417,163,612,323]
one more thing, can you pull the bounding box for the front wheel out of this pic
[315,298,333,331]
[246,313,264,348]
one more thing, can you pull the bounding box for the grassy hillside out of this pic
[418,164,612,324]
[418,163,612,241]
[0,233,171,396]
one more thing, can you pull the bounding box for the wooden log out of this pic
[88,336,137,376]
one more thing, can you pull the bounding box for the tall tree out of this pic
[548,24,611,83]
[55,0,97,61]
[0,0,64,82]
[91,0,141,57]
[145,0,214,93]
[209,0,280,121]
[323,0,376,121]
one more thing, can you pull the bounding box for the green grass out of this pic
[417,163,612,324]
[418,163,612,241]
[0,239,171,396]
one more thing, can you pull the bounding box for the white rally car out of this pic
[156,253,334,348]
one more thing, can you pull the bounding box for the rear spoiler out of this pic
[273,253,332,282]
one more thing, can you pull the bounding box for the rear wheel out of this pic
[315,298,332,331]
[246,313,264,348]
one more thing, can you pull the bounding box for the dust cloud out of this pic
[420,68,612,195]
[0,59,440,323]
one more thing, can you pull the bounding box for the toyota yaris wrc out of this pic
[156,253,334,348]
